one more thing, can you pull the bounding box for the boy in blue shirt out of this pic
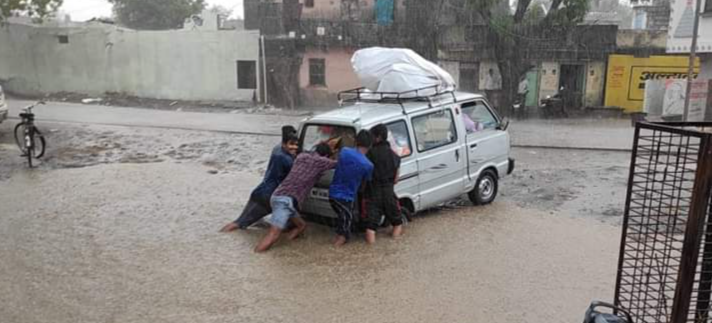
[329,130,374,246]
[220,126,298,232]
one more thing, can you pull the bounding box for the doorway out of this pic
[459,63,479,93]
[525,69,540,107]
[559,64,585,109]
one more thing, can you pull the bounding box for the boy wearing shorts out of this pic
[254,143,335,252]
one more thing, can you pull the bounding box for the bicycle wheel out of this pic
[25,129,46,168]
[14,122,28,154]
[33,128,47,159]
[26,140,33,168]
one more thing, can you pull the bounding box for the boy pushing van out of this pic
[329,130,374,246]
[254,143,335,252]
[364,124,403,244]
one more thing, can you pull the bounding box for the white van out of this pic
[298,87,514,221]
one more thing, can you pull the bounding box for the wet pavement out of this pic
[6,99,635,150]
[5,99,304,137]
[0,120,628,323]
[509,118,634,151]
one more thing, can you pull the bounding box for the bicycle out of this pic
[14,101,47,168]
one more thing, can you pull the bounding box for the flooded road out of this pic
[0,121,625,322]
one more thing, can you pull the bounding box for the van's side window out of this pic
[385,120,412,158]
[412,109,457,152]
[461,101,498,133]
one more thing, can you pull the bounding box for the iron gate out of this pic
[615,122,712,323]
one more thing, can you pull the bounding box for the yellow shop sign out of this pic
[604,54,699,113]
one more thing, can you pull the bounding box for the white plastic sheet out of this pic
[351,47,456,97]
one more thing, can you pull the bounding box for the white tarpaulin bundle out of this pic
[351,47,456,97]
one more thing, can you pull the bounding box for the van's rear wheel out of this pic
[400,206,412,223]
[469,169,498,205]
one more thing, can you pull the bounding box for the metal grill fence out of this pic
[615,122,712,323]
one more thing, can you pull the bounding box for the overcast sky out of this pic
[60,0,244,21]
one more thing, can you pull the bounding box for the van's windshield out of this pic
[300,124,356,152]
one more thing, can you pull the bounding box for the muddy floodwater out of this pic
[0,122,625,322]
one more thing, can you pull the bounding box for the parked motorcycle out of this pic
[540,86,568,118]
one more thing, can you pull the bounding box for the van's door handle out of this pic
[455,149,460,162]
[470,143,478,148]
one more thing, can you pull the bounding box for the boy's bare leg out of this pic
[333,235,347,247]
[365,229,376,244]
[219,222,240,233]
[391,225,403,238]
[286,217,307,240]
[254,226,282,253]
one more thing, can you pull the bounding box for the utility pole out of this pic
[683,0,702,121]
[261,35,269,105]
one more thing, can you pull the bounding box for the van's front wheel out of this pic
[469,169,498,205]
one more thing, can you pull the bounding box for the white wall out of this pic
[0,23,261,101]
[539,62,560,100]
[667,0,712,54]
[583,62,605,107]
[438,61,460,86]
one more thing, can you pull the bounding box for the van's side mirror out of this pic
[497,118,510,131]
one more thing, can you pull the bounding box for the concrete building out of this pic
[298,47,360,105]
[244,0,411,107]
[245,0,618,114]
[292,19,409,106]
[630,0,671,30]
[437,24,618,111]
[291,0,618,110]
[617,29,668,52]
[604,29,694,113]
[666,0,712,120]
[300,0,405,22]
[667,0,712,77]
[0,20,261,102]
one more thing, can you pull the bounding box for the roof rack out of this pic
[337,85,458,115]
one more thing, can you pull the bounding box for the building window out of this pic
[705,0,712,13]
[632,10,647,29]
[237,60,257,89]
[305,0,315,8]
[459,63,479,93]
[309,58,326,86]
[58,35,69,44]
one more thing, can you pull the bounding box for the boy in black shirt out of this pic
[364,124,403,244]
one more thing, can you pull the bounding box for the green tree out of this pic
[470,0,590,112]
[108,0,206,30]
[0,0,63,21]
[405,0,590,113]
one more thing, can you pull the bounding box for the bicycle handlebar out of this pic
[22,101,45,113]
